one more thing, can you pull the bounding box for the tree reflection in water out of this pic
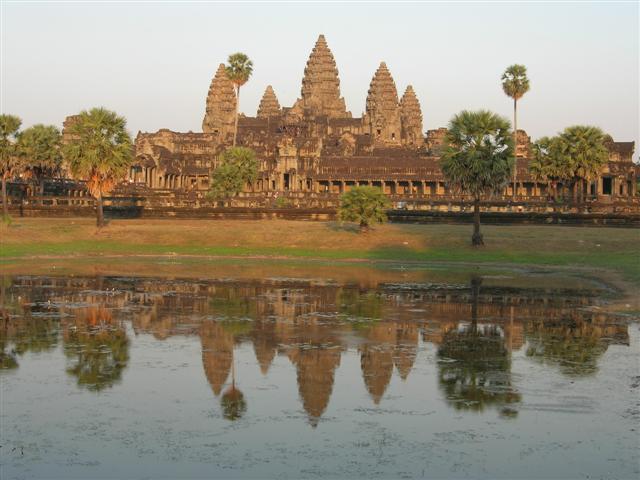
[1,275,60,370]
[0,337,18,370]
[524,314,623,377]
[221,386,247,421]
[437,277,521,414]
[338,288,384,321]
[63,306,129,392]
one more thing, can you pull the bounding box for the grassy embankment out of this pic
[1,218,638,286]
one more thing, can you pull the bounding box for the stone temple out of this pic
[119,34,637,201]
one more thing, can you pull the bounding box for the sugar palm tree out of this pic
[18,124,63,202]
[501,64,530,198]
[62,108,133,227]
[0,114,22,219]
[441,110,514,246]
[225,53,253,147]
[558,125,608,204]
[437,276,520,413]
[530,136,569,201]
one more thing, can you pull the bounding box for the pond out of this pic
[1,263,638,479]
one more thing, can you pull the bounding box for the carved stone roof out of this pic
[292,35,350,119]
[315,156,444,181]
[608,141,635,155]
[202,63,237,135]
[257,85,281,118]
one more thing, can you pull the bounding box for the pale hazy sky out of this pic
[1,1,638,149]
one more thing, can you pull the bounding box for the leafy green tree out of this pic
[225,53,254,146]
[62,108,133,227]
[18,124,63,201]
[209,147,258,203]
[558,125,609,203]
[0,114,23,219]
[501,64,530,198]
[337,185,390,233]
[441,110,514,246]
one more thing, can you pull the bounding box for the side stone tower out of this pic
[291,34,350,119]
[202,63,237,138]
[364,62,401,144]
[257,85,282,118]
[399,85,423,146]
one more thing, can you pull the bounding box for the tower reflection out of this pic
[1,274,630,424]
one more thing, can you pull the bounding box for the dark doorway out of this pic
[602,177,612,195]
[283,173,290,191]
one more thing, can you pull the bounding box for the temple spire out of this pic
[202,63,237,139]
[400,85,423,146]
[257,85,281,118]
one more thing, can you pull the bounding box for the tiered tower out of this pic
[291,34,350,119]
[399,85,423,146]
[256,85,282,118]
[202,63,237,137]
[364,62,401,144]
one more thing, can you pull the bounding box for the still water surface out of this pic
[1,265,638,479]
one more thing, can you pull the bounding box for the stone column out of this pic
[612,177,617,198]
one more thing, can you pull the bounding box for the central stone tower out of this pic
[291,35,350,119]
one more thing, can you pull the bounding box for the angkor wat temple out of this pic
[117,34,637,205]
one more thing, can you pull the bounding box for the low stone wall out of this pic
[388,210,640,227]
[7,202,640,226]
[8,203,336,221]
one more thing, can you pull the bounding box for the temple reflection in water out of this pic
[0,274,630,425]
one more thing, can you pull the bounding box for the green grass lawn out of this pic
[2,218,639,285]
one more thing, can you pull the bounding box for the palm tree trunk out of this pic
[96,192,105,228]
[470,275,481,332]
[578,179,584,204]
[512,99,517,199]
[2,175,8,219]
[233,86,240,147]
[39,178,45,206]
[472,195,484,246]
